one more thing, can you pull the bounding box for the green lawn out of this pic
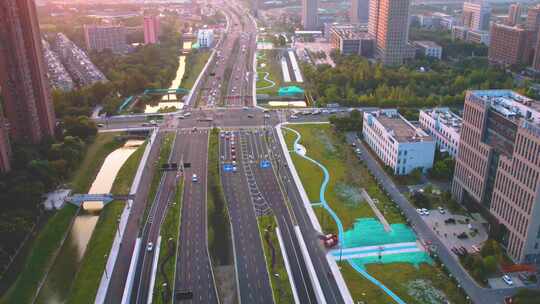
[256,50,304,96]
[66,142,147,303]
[257,216,293,304]
[282,125,405,234]
[1,133,124,304]
[283,124,467,304]
[182,50,211,89]
[338,262,468,304]
[153,179,183,304]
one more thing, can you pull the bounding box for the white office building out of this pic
[363,109,436,175]
[197,29,214,48]
[413,40,442,59]
[419,108,462,157]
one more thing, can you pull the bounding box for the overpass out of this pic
[66,194,135,207]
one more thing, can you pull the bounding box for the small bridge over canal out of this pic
[66,194,135,207]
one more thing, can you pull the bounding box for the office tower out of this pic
[302,0,318,30]
[143,15,160,45]
[84,25,127,53]
[507,3,521,26]
[351,0,370,24]
[462,1,491,31]
[533,36,540,71]
[452,90,540,264]
[368,0,411,65]
[0,0,56,143]
[488,23,530,66]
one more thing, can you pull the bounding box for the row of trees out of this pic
[302,53,515,108]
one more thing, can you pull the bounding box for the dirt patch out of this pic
[336,183,364,208]
[406,279,448,304]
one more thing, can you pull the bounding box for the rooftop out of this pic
[372,110,432,143]
[470,90,540,125]
[330,24,371,40]
[421,108,462,133]
[413,40,441,48]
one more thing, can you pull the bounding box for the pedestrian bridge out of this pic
[66,194,135,207]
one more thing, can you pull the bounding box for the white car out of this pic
[147,242,154,252]
[192,174,198,182]
[502,275,513,286]
[232,166,237,172]
[290,115,298,119]
[438,206,445,214]
[421,208,430,215]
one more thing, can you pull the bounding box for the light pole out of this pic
[104,254,109,279]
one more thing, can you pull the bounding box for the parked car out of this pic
[438,206,445,214]
[502,275,513,286]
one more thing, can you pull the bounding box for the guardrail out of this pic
[276,226,300,304]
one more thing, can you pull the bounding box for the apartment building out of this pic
[419,108,462,157]
[363,109,436,175]
[84,25,127,53]
[350,0,370,24]
[452,90,540,264]
[462,1,491,31]
[302,0,318,30]
[507,3,522,26]
[143,15,160,45]
[0,0,56,143]
[488,23,530,66]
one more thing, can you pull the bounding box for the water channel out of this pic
[35,140,144,304]
[144,41,192,113]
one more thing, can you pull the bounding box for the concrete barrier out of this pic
[121,238,142,304]
[276,226,300,304]
[294,226,326,304]
[147,236,162,304]
[326,254,354,304]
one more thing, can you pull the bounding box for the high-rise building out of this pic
[197,29,214,48]
[488,23,530,66]
[351,0,370,24]
[84,25,127,53]
[533,35,540,71]
[507,3,522,26]
[462,1,491,31]
[0,0,56,144]
[0,91,11,173]
[526,4,540,32]
[302,0,318,30]
[368,0,411,65]
[143,15,160,45]
[452,90,540,264]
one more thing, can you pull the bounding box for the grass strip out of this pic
[257,215,293,304]
[207,128,232,266]
[153,179,183,304]
[1,133,123,304]
[143,133,175,225]
[66,141,147,303]
[181,50,211,89]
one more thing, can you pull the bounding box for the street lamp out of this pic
[104,254,109,279]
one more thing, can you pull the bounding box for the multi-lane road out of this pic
[220,130,274,303]
[174,130,218,303]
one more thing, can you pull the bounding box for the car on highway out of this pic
[502,274,513,286]
[147,242,154,252]
[141,122,149,126]
[97,123,104,127]
[192,174,198,182]
[178,115,185,119]
[264,114,270,118]
[232,166,237,172]
[247,114,254,118]
[242,106,249,110]
[184,112,192,117]
[290,115,298,119]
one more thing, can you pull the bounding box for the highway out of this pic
[131,130,185,303]
[219,130,273,303]
[174,130,218,304]
[240,129,321,303]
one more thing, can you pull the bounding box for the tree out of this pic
[483,255,498,274]
[63,116,97,141]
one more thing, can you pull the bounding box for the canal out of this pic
[144,41,192,113]
[35,140,144,304]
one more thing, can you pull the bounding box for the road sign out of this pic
[223,164,234,172]
[260,160,271,169]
